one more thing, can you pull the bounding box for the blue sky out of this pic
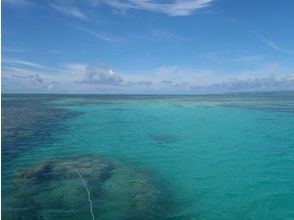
[2,0,294,93]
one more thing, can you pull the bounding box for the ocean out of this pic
[2,92,294,220]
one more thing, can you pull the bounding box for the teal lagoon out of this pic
[2,93,294,219]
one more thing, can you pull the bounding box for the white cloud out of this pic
[2,0,39,7]
[72,25,120,43]
[3,58,50,69]
[119,63,294,93]
[77,66,123,85]
[50,3,88,20]
[47,81,60,90]
[28,73,43,84]
[2,64,80,93]
[3,68,47,92]
[3,61,294,94]
[256,33,294,55]
[199,75,294,93]
[202,51,267,64]
[103,0,213,16]
[11,73,27,79]
[161,80,172,84]
[126,80,153,87]
[63,63,88,73]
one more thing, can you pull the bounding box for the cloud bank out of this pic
[194,75,294,93]
[2,60,294,94]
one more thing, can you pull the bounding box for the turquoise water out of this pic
[2,93,294,219]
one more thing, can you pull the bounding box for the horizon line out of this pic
[2,90,294,96]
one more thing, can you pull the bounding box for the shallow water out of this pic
[2,93,294,220]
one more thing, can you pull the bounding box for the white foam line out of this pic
[75,169,95,220]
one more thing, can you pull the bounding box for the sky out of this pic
[2,0,294,94]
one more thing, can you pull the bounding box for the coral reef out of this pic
[3,154,165,220]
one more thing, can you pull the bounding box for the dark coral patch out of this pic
[3,154,166,220]
[150,133,177,144]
